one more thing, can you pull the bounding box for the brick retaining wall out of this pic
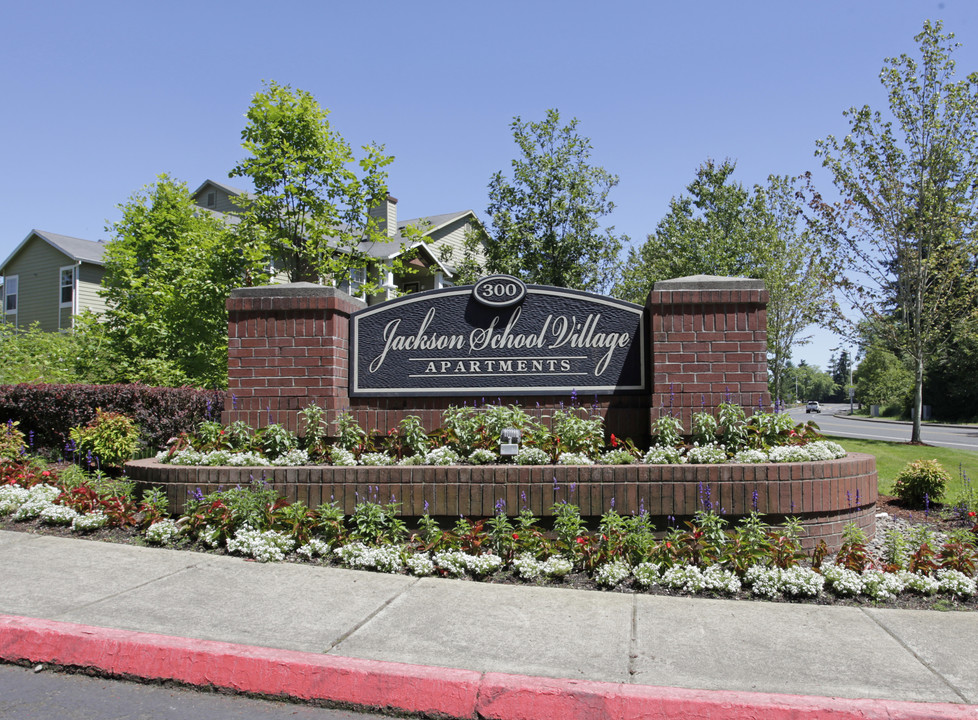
[126,452,877,550]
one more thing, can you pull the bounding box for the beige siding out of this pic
[76,263,107,317]
[428,218,487,272]
[2,236,68,331]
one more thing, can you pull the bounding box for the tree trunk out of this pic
[912,354,924,443]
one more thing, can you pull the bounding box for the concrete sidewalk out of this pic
[1,529,976,719]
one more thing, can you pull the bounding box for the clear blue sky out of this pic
[3,0,975,372]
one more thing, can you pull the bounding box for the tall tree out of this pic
[230,81,399,289]
[615,162,836,400]
[615,160,768,300]
[486,109,623,292]
[761,176,838,403]
[99,175,268,387]
[813,20,978,441]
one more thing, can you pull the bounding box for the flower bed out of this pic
[126,452,879,551]
[2,461,975,609]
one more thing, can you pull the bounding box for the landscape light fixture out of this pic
[499,428,521,457]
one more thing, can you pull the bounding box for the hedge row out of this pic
[0,384,225,454]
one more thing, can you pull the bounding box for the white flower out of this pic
[329,446,358,466]
[425,447,461,466]
[0,484,30,515]
[335,542,403,573]
[145,519,182,545]
[594,560,630,587]
[685,442,727,464]
[406,553,435,576]
[72,511,108,532]
[271,449,311,466]
[936,568,976,597]
[632,562,663,587]
[468,448,499,465]
[557,452,593,466]
[732,449,768,464]
[898,571,939,595]
[359,452,394,466]
[296,538,332,560]
[820,563,863,596]
[767,445,812,463]
[226,526,295,563]
[39,504,79,525]
[641,445,686,464]
[515,447,549,466]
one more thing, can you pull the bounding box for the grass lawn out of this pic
[827,435,978,500]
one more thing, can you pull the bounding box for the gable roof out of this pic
[394,210,479,241]
[1,229,105,272]
[190,178,253,200]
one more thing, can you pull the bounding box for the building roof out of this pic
[190,178,253,200]
[395,210,478,240]
[1,229,105,272]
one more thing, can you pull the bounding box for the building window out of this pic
[60,267,75,306]
[4,275,18,313]
[207,192,215,207]
[349,266,367,287]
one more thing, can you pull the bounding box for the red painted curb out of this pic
[0,615,481,718]
[1,614,976,720]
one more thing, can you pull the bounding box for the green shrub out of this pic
[893,459,950,508]
[69,409,141,468]
[0,420,26,460]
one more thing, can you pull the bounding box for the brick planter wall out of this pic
[126,452,876,550]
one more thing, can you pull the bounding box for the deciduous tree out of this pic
[812,20,978,441]
[99,175,267,387]
[486,109,623,292]
[230,81,401,289]
[616,162,836,401]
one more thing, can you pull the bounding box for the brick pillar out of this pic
[223,283,366,432]
[646,275,770,428]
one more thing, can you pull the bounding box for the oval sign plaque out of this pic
[473,275,527,308]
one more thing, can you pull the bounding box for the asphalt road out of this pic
[786,403,978,452]
[0,663,395,720]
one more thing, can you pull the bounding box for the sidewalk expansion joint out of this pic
[322,575,420,654]
[627,594,639,678]
[49,560,218,622]
[861,608,971,703]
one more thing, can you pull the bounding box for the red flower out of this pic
[969,511,976,517]
[610,433,619,448]
[601,534,608,541]
[512,533,519,540]
[576,536,586,544]
[665,541,672,549]
[41,471,51,477]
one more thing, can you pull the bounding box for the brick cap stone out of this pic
[230,283,367,306]
[652,275,766,291]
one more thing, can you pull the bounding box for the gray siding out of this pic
[196,184,244,215]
